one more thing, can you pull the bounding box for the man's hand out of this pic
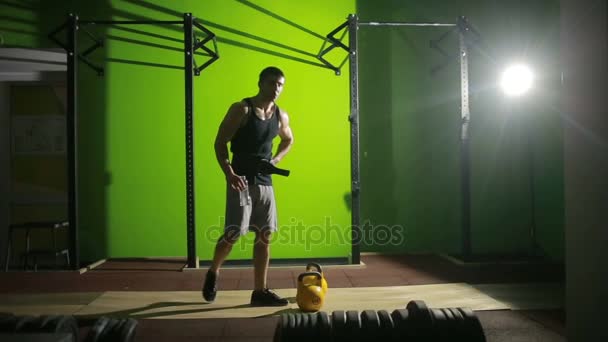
[227,173,247,191]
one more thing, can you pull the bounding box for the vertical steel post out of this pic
[184,13,197,268]
[458,17,472,258]
[348,14,361,264]
[66,14,79,269]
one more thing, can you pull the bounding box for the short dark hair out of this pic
[259,66,284,83]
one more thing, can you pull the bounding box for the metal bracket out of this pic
[80,26,104,58]
[317,19,350,75]
[430,16,480,75]
[429,27,456,58]
[48,17,104,76]
[49,14,220,77]
[48,21,68,50]
[192,19,219,75]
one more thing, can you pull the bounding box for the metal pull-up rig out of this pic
[316,14,480,264]
[48,13,219,270]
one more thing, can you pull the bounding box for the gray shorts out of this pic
[225,184,278,236]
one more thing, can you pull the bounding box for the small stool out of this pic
[4,221,70,271]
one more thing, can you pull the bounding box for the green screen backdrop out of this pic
[1,0,564,262]
[18,0,355,262]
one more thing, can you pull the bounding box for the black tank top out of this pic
[230,98,280,185]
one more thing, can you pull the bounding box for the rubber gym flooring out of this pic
[0,254,565,341]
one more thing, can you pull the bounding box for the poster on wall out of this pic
[11,115,66,155]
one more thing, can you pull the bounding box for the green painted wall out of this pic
[0,1,40,47]
[357,0,564,259]
[9,0,355,262]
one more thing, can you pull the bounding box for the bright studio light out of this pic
[500,64,534,96]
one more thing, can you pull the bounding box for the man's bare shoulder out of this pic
[228,100,249,116]
[278,107,290,121]
[277,106,289,118]
[232,100,248,110]
[276,107,290,128]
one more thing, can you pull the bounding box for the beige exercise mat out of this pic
[322,283,510,313]
[0,292,103,316]
[75,290,288,319]
[0,283,563,319]
[74,283,509,319]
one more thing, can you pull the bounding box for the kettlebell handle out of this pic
[298,271,322,282]
[306,262,323,273]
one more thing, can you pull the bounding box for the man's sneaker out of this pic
[250,288,289,307]
[202,270,217,302]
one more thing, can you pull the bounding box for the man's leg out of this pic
[249,185,287,306]
[253,230,271,290]
[202,232,239,303]
[203,184,250,302]
[250,229,287,306]
[211,231,240,274]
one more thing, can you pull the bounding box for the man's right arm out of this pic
[214,101,248,190]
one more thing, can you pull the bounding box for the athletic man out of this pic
[202,66,294,306]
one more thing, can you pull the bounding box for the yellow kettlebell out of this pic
[306,262,329,294]
[296,271,325,312]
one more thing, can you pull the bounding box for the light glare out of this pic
[501,64,533,96]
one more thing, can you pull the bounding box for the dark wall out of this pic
[357,0,564,258]
[561,0,608,340]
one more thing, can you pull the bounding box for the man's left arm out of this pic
[271,110,294,165]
